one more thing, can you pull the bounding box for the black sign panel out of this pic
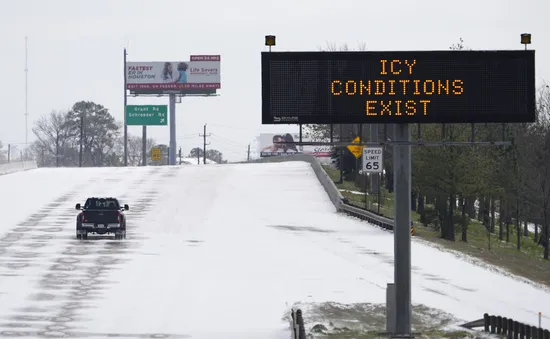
[261,50,535,124]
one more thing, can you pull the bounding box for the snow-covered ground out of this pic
[0,160,36,175]
[180,157,217,165]
[0,162,548,338]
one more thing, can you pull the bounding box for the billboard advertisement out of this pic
[258,133,333,158]
[126,55,221,91]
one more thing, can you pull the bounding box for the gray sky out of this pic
[0,0,548,161]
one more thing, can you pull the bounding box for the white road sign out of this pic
[362,147,383,173]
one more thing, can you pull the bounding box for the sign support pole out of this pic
[378,172,381,214]
[169,94,177,165]
[123,48,128,167]
[339,125,344,184]
[393,123,412,336]
[370,124,379,192]
[142,126,147,166]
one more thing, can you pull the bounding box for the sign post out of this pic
[151,147,161,162]
[125,105,168,126]
[126,105,168,167]
[261,50,535,124]
[393,124,412,334]
[347,136,363,159]
[362,147,384,173]
[124,55,221,166]
[260,47,535,337]
[363,146,384,213]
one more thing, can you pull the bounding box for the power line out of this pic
[210,134,246,147]
[207,123,264,133]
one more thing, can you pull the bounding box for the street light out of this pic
[521,33,531,50]
[265,35,276,52]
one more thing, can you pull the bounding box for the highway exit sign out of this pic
[126,105,168,126]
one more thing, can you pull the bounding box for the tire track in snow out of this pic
[0,167,149,337]
[0,172,129,277]
[270,227,473,302]
[0,166,191,338]
[291,231,527,318]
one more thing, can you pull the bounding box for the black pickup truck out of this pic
[75,197,129,240]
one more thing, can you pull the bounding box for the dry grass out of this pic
[323,166,550,288]
[291,302,488,339]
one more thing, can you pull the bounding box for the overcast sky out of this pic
[0,0,548,161]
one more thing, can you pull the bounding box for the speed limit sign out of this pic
[362,147,383,173]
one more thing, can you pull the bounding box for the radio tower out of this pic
[24,36,29,148]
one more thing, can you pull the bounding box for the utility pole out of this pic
[247,144,251,161]
[7,144,10,163]
[339,124,344,184]
[123,48,128,166]
[199,123,211,164]
[142,126,147,166]
[56,143,59,167]
[25,37,29,150]
[79,112,84,167]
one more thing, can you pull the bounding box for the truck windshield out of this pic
[84,198,120,210]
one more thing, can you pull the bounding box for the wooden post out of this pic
[503,317,508,335]
[527,326,537,339]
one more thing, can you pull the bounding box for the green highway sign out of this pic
[126,105,168,126]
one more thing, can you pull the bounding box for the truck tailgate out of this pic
[82,210,119,224]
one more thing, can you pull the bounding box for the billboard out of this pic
[261,50,535,124]
[126,55,220,94]
[258,133,333,158]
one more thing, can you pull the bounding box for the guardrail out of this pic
[340,201,395,231]
[0,160,37,176]
[460,313,549,339]
[290,308,306,339]
[244,155,396,231]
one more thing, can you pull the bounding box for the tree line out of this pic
[305,39,550,259]
[23,100,225,167]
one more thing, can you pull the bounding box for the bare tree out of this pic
[124,134,156,166]
[0,141,4,163]
[189,147,203,158]
[206,149,224,163]
[316,41,367,52]
[32,110,73,167]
